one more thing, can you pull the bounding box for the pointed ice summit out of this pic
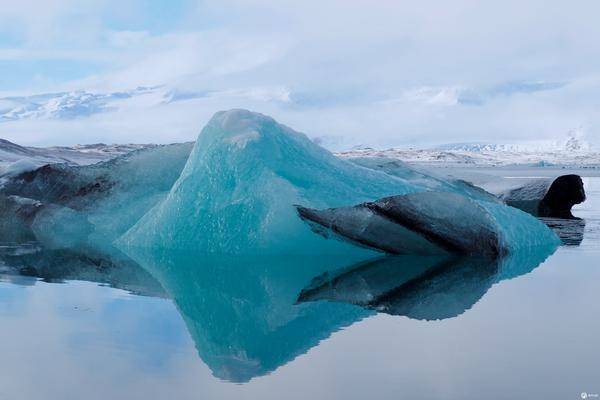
[119,109,423,254]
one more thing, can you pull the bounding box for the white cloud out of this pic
[1,0,599,147]
[395,87,463,107]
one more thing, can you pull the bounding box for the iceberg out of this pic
[0,143,193,247]
[1,109,559,256]
[495,174,586,219]
[119,110,559,255]
[348,156,500,203]
[346,157,586,219]
[119,110,424,254]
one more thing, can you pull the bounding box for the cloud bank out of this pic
[0,0,599,148]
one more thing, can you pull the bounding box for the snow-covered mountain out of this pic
[2,134,598,178]
[2,129,599,175]
[337,146,600,168]
[336,128,598,168]
[343,148,586,166]
[337,136,598,168]
[1,94,597,173]
[436,130,593,154]
[0,138,152,170]
[0,85,291,123]
[0,87,160,121]
[436,143,542,152]
[563,133,592,152]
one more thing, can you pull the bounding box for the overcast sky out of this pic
[0,0,599,147]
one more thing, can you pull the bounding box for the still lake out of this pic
[0,178,598,400]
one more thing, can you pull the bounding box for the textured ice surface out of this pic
[502,175,586,219]
[119,110,423,254]
[0,195,40,242]
[492,178,553,215]
[348,156,500,203]
[297,191,560,256]
[0,143,193,247]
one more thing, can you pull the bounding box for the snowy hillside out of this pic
[337,147,600,168]
[1,114,598,174]
[2,134,598,175]
[435,130,592,153]
[0,138,152,169]
[337,133,598,168]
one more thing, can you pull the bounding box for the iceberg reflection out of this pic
[541,217,586,246]
[0,244,166,297]
[298,246,556,320]
[123,249,373,383]
[0,242,557,383]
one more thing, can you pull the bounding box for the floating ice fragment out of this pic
[497,174,586,219]
[297,191,560,256]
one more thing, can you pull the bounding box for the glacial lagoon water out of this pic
[0,178,598,400]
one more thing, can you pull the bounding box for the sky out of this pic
[0,0,599,148]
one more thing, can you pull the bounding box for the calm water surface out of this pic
[0,178,598,400]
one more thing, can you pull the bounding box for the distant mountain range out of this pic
[336,146,599,168]
[1,86,595,164]
[1,132,598,175]
[0,86,290,123]
[0,87,160,122]
[0,138,151,169]
[0,95,596,172]
[435,134,592,153]
[331,128,596,168]
[336,132,598,168]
